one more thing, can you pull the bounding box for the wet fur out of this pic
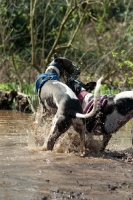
[38,55,101,152]
[67,77,133,151]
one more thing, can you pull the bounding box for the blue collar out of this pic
[35,73,59,92]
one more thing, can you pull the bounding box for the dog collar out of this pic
[35,73,59,92]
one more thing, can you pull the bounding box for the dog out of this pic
[35,54,102,151]
[67,76,133,152]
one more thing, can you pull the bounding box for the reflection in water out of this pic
[0,110,133,200]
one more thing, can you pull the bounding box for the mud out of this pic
[0,110,133,200]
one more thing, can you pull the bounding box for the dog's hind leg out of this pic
[85,130,95,150]
[45,115,72,150]
[100,133,112,152]
[72,118,85,153]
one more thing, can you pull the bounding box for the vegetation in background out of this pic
[0,0,133,94]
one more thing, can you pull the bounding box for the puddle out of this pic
[0,110,133,200]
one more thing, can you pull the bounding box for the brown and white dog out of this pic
[67,76,133,151]
[35,54,102,151]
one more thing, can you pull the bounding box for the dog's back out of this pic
[39,80,83,116]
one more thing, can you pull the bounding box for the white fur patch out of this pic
[53,82,78,100]
[54,97,59,107]
[114,91,133,103]
[45,66,60,76]
[51,115,58,133]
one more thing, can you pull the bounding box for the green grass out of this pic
[0,82,36,95]
[0,81,122,111]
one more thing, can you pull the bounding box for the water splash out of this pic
[28,105,103,153]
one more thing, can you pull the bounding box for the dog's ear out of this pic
[53,53,61,62]
[53,53,58,59]
[85,82,96,91]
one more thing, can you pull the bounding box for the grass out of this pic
[0,81,124,111]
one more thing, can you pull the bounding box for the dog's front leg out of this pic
[78,130,85,154]
[41,130,59,151]
[37,103,46,126]
[100,133,112,152]
[72,118,85,154]
[39,102,52,127]
[43,115,61,150]
[85,129,94,150]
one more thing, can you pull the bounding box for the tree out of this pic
[0,0,88,91]
[0,0,133,92]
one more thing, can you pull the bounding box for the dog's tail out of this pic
[75,76,103,119]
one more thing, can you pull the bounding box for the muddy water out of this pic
[0,110,133,200]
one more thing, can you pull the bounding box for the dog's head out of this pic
[48,53,80,78]
[67,76,96,95]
